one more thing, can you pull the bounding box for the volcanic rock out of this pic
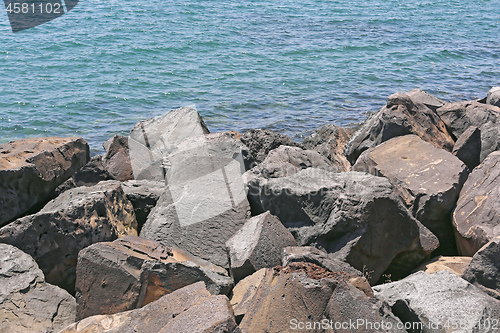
[344,89,454,164]
[0,136,89,227]
[462,236,500,300]
[353,134,469,254]
[0,181,137,293]
[59,282,235,333]
[140,132,252,268]
[76,236,232,320]
[103,134,134,181]
[302,124,354,171]
[0,244,76,333]
[452,151,500,256]
[240,128,303,164]
[374,270,500,332]
[226,212,297,282]
[246,168,438,283]
[436,100,500,162]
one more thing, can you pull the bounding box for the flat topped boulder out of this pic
[437,100,500,162]
[76,236,232,320]
[0,244,76,333]
[0,136,89,226]
[453,151,500,256]
[302,124,354,171]
[353,134,469,254]
[0,181,137,293]
[344,89,454,164]
[140,133,252,267]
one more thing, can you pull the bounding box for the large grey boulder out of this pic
[486,86,500,107]
[0,244,76,333]
[462,236,500,300]
[374,270,500,333]
[243,145,336,193]
[0,181,137,293]
[60,282,239,333]
[128,106,210,180]
[76,236,232,320]
[302,124,354,171]
[452,151,500,256]
[247,168,438,283]
[140,133,252,267]
[226,211,297,282]
[325,282,406,333]
[0,137,89,227]
[353,135,469,254]
[240,128,303,164]
[344,89,454,164]
[436,100,500,162]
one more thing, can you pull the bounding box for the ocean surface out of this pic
[1,0,499,155]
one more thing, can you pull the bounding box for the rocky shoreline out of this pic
[1,87,499,332]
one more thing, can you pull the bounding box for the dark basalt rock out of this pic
[247,168,438,283]
[0,181,137,294]
[374,270,500,332]
[241,128,303,164]
[452,151,500,256]
[436,100,500,162]
[76,236,232,320]
[102,135,134,181]
[226,211,297,282]
[344,89,454,164]
[353,134,469,255]
[0,136,89,227]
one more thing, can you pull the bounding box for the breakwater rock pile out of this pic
[1,87,500,333]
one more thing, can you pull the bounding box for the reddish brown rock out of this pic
[0,137,89,227]
[59,282,219,333]
[103,135,134,181]
[302,124,354,171]
[239,263,399,333]
[0,181,137,294]
[76,236,232,320]
[453,151,500,256]
[344,89,454,164]
[353,134,469,254]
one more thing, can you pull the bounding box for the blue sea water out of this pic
[1,0,499,154]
